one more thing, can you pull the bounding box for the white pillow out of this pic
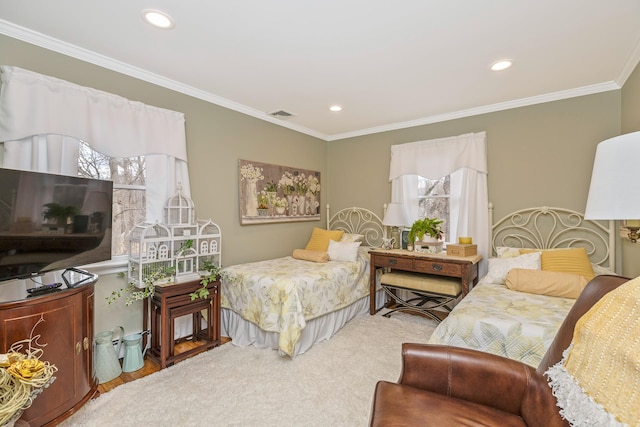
[328,239,362,262]
[484,252,541,285]
[340,233,364,243]
[496,246,522,258]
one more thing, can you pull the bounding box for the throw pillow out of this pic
[327,239,361,262]
[484,252,541,285]
[505,268,588,299]
[520,247,595,279]
[340,233,364,243]
[304,227,344,252]
[496,246,522,258]
[292,249,329,263]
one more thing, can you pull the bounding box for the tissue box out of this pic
[446,244,477,257]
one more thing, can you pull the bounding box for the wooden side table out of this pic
[369,249,482,315]
[143,278,220,369]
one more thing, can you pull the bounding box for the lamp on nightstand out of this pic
[382,203,408,249]
[585,131,640,242]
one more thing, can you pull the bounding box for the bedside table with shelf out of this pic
[143,277,221,369]
[369,249,482,316]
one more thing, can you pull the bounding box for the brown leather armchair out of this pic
[370,275,630,427]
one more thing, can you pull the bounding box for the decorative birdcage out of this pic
[127,188,222,288]
[164,185,194,225]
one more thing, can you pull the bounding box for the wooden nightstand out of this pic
[144,278,220,369]
[369,249,482,315]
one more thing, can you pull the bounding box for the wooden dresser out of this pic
[0,272,98,426]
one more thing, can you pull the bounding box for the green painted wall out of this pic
[1,34,326,333]
[328,92,621,222]
[2,32,638,333]
[620,62,640,277]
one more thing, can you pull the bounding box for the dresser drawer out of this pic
[413,259,462,276]
[375,256,413,270]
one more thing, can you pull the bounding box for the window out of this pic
[418,175,450,241]
[77,142,146,257]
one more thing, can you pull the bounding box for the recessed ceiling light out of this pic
[491,60,513,71]
[142,9,175,29]
[329,105,343,112]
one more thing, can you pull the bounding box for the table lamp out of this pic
[382,203,409,249]
[584,131,640,242]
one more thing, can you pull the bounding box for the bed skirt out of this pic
[221,288,386,357]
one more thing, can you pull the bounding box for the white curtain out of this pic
[0,65,190,221]
[389,132,489,276]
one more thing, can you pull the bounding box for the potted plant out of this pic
[274,197,288,215]
[408,217,443,244]
[264,180,278,193]
[257,191,269,216]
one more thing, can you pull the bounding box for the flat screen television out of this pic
[0,167,113,282]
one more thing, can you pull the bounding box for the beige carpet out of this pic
[62,312,437,427]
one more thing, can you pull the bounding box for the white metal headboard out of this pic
[489,203,615,271]
[326,205,384,248]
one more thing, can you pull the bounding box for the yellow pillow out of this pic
[292,249,329,263]
[519,247,595,280]
[505,268,589,299]
[304,228,344,252]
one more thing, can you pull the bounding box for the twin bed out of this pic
[221,206,386,357]
[428,205,616,367]
[220,204,616,365]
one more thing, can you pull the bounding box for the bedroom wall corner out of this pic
[621,60,640,278]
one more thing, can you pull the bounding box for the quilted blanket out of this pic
[428,280,576,367]
[221,247,370,356]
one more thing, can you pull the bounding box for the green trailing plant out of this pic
[408,217,444,243]
[106,266,176,306]
[190,260,222,301]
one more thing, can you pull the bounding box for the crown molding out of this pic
[0,20,329,141]
[0,19,627,143]
[615,34,640,87]
[327,82,621,141]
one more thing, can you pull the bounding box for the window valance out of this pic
[389,131,487,180]
[0,66,187,162]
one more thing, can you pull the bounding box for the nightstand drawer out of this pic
[413,259,462,276]
[376,256,413,270]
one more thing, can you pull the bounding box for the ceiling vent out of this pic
[269,109,296,119]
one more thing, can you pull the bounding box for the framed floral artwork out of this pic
[238,159,321,224]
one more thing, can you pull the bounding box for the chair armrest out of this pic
[399,343,535,416]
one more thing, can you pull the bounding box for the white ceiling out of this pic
[1,1,640,141]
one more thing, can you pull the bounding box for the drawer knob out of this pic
[432,264,443,271]
[388,259,397,265]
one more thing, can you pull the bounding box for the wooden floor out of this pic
[97,337,231,395]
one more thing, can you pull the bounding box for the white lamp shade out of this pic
[382,203,409,226]
[585,131,640,220]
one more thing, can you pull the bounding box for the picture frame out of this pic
[238,159,321,225]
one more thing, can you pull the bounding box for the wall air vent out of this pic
[268,109,296,119]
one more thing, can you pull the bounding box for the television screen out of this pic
[0,168,113,282]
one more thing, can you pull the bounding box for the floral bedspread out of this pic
[427,280,576,367]
[221,248,370,356]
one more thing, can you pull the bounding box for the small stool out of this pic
[380,272,461,323]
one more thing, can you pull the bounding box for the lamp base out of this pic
[391,227,401,249]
